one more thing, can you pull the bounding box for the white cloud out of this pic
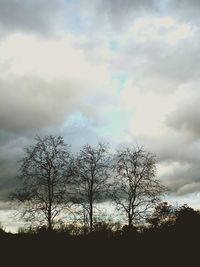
[131,17,196,44]
[120,80,182,137]
[0,33,113,132]
[0,33,110,84]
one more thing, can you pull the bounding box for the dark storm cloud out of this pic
[167,98,200,138]
[0,76,89,132]
[0,121,107,201]
[0,75,110,133]
[136,131,200,196]
[162,163,200,196]
[0,0,65,35]
[0,134,27,201]
[166,87,200,141]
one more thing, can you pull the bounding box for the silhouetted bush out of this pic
[0,223,7,236]
[174,204,200,235]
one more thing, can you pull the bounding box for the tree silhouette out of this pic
[112,146,166,228]
[146,201,175,229]
[175,204,200,234]
[11,135,74,231]
[71,143,111,232]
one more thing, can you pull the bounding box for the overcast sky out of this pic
[1,0,200,219]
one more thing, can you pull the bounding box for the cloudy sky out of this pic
[1,0,200,230]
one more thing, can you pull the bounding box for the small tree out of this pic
[11,135,74,231]
[112,146,166,228]
[146,202,175,229]
[72,143,110,232]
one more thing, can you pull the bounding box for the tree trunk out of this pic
[47,208,52,231]
[128,214,132,229]
[47,182,52,231]
[89,197,93,232]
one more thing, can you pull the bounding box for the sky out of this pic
[1,0,200,231]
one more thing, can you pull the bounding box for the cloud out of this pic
[0,118,110,201]
[176,182,200,196]
[0,134,30,200]
[0,33,112,132]
[166,91,200,139]
[110,19,198,96]
[168,0,200,23]
[0,0,65,36]
[99,3,200,198]
[0,207,24,232]
[97,0,159,30]
[1,0,200,205]
[0,75,94,132]
[168,192,200,209]
[119,75,200,196]
[127,130,200,196]
[162,163,200,196]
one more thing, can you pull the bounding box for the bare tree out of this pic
[112,146,166,228]
[11,135,74,231]
[72,143,110,232]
